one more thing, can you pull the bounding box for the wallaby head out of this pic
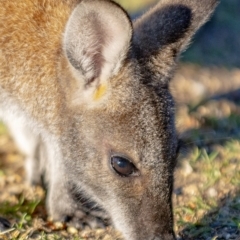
[59,0,218,239]
[0,0,218,239]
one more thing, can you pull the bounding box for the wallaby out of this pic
[0,0,218,239]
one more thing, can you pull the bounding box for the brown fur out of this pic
[0,0,218,239]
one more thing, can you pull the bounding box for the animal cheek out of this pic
[127,178,149,199]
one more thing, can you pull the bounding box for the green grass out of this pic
[175,137,240,238]
[0,196,40,217]
[0,197,42,240]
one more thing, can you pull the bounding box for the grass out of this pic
[172,72,240,239]
[0,198,39,240]
[175,140,240,239]
[0,196,40,217]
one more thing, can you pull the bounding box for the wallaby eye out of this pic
[111,156,138,177]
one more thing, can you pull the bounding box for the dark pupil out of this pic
[111,156,134,176]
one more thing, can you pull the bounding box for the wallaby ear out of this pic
[63,0,132,96]
[133,0,218,83]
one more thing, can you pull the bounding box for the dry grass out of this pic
[171,65,240,239]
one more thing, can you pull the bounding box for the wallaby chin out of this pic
[0,0,218,239]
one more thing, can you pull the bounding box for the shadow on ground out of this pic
[172,80,240,239]
[179,192,240,240]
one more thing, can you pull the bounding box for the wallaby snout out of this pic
[0,0,218,239]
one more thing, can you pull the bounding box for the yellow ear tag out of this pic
[93,84,107,101]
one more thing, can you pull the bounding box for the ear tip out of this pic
[63,0,132,84]
[132,0,218,62]
[64,0,131,42]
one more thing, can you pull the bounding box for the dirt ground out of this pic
[172,64,240,239]
[0,64,239,240]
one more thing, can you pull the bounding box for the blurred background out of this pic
[117,0,240,68]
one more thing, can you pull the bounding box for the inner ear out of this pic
[63,0,132,86]
[65,12,108,85]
